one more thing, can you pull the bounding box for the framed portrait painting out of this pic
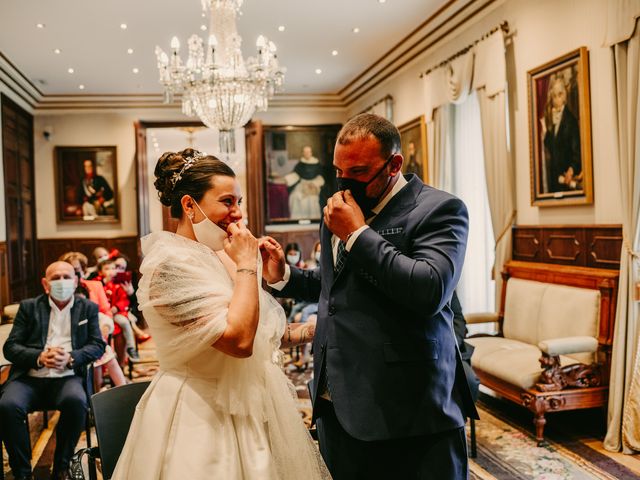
[264,125,341,224]
[527,47,593,206]
[55,146,119,223]
[398,115,428,184]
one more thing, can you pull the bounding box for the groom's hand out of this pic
[259,236,286,283]
[324,190,365,242]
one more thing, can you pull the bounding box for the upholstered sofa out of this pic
[466,261,619,444]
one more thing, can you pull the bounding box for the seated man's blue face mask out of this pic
[49,279,76,302]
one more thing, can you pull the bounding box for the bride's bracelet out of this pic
[237,268,257,275]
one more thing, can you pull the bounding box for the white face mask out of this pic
[314,251,321,262]
[286,253,301,265]
[49,279,76,302]
[190,199,228,251]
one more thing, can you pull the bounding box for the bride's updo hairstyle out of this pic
[154,148,235,218]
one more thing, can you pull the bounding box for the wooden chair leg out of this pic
[534,412,547,446]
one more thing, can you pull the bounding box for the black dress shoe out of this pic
[127,347,140,360]
[15,475,33,480]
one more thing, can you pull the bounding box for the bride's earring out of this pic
[188,211,195,221]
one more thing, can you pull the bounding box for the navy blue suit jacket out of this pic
[280,174,478,441]
[3,294,106,384]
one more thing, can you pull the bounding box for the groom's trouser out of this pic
[316,401,468,480]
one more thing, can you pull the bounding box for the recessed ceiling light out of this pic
[332,50,338,56]
[67,68,74,74]
[36,23,45,29]
[378,0,386,3]
[200,24,207,31]
[278,25,285,32]
[120,23,127,30]
[79,84,85,90]
[315,68,322,74]
[132,67,139,74]
[53,48,61,54]
[352,27,360,33]
[127,48,134,54]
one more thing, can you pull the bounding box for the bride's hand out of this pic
[259,236,285,283]
[224,222,258,269]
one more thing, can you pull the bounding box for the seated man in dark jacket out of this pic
[0,261,106,480]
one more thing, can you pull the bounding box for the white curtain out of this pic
[477,89,515,307]
[426,105,452,191]
[422,29,512,312]
[451,92,496,314]
[604,15,640,454]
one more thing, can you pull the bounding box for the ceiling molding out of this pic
[339,0,497,106]
[0,0,495,113]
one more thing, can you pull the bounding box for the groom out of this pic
[262,113,478,479]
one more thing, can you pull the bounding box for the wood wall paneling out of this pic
[587,228,623,269]
[513,228,542,261]
[513,225,622,270]
[543,228,585,264]
[38,236,140,281]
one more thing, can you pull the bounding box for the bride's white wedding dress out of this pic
[112,232,329,479]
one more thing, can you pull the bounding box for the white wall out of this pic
[34,112,140,238]
[347,0,622,225]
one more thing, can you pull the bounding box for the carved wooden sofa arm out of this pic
[536,336,601,392]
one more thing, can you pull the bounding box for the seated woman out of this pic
[112,148,327,479]
[59,251,127,387]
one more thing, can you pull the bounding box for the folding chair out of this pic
[71,381,150,480]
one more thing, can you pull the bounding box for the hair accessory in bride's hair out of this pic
[170,151,205,188]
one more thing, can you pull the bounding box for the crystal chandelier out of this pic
[155,0,285,153]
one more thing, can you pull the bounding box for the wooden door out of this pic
[1,94,37,302]
[244,120,265,236]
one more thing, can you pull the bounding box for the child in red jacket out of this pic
[96,259,139,360]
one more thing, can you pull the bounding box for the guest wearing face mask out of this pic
[305,241,322,269]
[85,246,109,280]
[285,243,307,269]
[0,261,105,480]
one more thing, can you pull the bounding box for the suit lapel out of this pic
[320,221,334,292]
[368,175,420,232]
[329,175,421,286]
[70,297,81,350]
[39,296,52,346]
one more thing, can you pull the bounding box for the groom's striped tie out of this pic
[334,240,348,275]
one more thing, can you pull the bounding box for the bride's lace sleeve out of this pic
[137,251,232,359]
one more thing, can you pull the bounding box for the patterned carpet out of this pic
[4,344,640,479]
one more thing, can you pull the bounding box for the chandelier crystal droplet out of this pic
[155,0,285,153]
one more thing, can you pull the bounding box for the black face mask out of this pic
[336,154,394,213]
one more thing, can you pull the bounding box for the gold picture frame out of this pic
[55,146,119,224]
[398,115,428,184]
[527,47,593,206]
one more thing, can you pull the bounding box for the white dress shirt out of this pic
[29,296,75,378]
[271,174,409,289]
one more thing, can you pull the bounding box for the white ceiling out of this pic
[0,0,448,97]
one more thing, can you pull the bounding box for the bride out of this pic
[112,148,329,479]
